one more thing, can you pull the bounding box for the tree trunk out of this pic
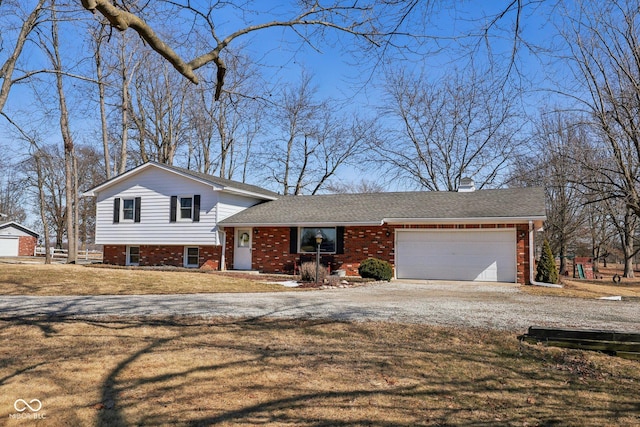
[95,30,111,180]
[622,211,636,278]
[558,243,568,277]
[50,1,77,263]
[34,152,52,264]
[73,154,80,252]
[119,41,129,174]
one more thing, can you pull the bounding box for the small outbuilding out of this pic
[0,221,39,257]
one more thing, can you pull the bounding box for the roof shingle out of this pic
[220,187,546,226]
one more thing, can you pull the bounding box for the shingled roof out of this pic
[163,163,279,199]
[219,187,546,226]
[84,161,279,200]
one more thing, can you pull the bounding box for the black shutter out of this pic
[170,196,177,222]
[193,195,200,222]
[113,198,120,223]
[134,197,141,223]
[289,227,298,254]
[336,226,345,254]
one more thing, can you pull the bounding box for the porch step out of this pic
[223,269,261,275]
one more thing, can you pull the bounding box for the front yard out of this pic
[0,263,639,425]
[1,317,638,426]
[0,263,296,295]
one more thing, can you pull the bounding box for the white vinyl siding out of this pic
[395,229,517,283]
[94,167,263,245]
[0,226,33,237]
[217,192,263,221]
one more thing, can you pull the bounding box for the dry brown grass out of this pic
[522,265,640,299]
[0,264,296,295]
[0,317,638,426]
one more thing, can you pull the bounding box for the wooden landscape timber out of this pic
[519,326,640,360]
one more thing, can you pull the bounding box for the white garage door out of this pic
[395,229,516,282]
[0,236,19,257]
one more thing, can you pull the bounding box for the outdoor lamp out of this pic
[315,230,323,285]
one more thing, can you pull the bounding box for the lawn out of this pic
[0,317,638,426]
[521,265,640,299]
[0,263,296,295]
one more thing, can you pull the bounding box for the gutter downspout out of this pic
[528,220,562,288]
[219,229,226,271]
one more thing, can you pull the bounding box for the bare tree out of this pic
[324,179,385,194]
[308,113,373,195]
[128,54,191,165]
[75,144,104,249]
[33,150,53,264]
[262,72,366,195]
[582,195,616,273]
[508,111,588,275]
[20,144,66,249]
[550,0,640,276]
[604,199,639,278]
[0,0,46,113]
[265,72,320,195]
[90,23,112,179]
[78,1,432,99]
[373,67,521,191]
[186,52,263,179]
[41,1,78,262]
[0,157,27,223]
[558,0,640,219]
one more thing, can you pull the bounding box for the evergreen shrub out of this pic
[535,239,559,284]
[358,258,393,281]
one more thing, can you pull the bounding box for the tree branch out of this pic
[80,0,198,84]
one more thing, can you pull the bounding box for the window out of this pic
[126,246,140,266]
[237,231,250,248]
[184,247,199,267]
[122,199,135,220]
[113,197,141,223]
[170,195,200,222]
[299,227,336,253]
[180,197,193,220]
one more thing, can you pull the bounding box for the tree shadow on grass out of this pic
[0,314,639,426]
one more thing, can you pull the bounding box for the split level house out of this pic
[84,162,546,285]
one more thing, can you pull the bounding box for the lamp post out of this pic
[315,230,323,286]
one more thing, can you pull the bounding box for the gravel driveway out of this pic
[0,281,638,332]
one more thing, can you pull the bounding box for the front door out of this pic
[233,228,252,270]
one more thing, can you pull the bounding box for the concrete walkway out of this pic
[1,281,638,332]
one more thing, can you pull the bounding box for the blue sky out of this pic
[1,1,564,189]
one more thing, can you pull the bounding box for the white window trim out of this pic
[184,246,199,268]
[121,198,136,222]
[298,227,337,254]
[126,245,140,266]
[178,196,194,221]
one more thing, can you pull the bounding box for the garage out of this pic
[0,236,19,257]
[395,229,517,282]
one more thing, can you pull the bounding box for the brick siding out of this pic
[18,236,37,256]
[240,223,532,285]
[101,223,533,285]
[102,245,222,269]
